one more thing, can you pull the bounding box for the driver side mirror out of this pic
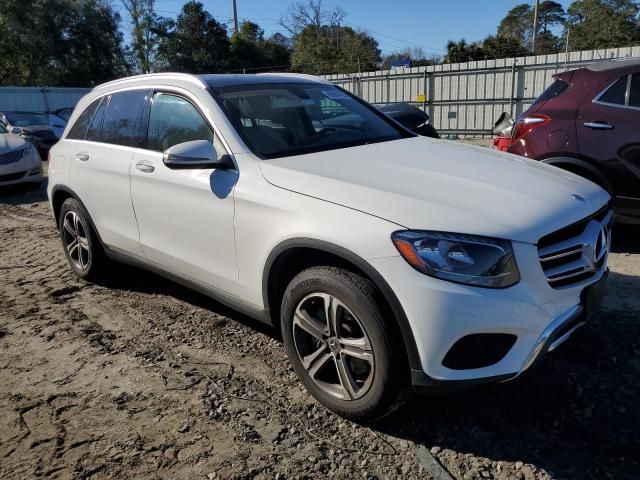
[9,126,22,135]
[162,140,232,170]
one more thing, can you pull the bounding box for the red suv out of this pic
[508,58,640,224]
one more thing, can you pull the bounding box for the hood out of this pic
[19,126,57,139]
[259,137,610,244]
[0,133,27,154]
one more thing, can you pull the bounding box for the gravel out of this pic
[0,170,638,479]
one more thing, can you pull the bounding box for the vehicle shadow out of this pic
[0,177,48,205]
[97,262,281,341]
[611,223,640,254]
[377,271,640,479]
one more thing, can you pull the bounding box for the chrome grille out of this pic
[538,206,612,288]
[0,148,26,165]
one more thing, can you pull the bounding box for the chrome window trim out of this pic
[593,74,640,112]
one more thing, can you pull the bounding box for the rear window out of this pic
[599,76,628,105]
[532,79,569,106]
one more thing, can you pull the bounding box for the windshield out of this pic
[5,112,49,127]
[211,83,411,159]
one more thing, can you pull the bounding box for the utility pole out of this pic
[232,0,239,34]
[531,0,539,54]
[564,28,570,70]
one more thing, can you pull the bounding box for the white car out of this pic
[0,123,42,186]
[47,73,611,421]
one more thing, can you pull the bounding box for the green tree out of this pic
[158,1,231,73]
[565,0,640,50]
[0,0,126,86]
[444,39,486,63]
[497,1,565,54]
[283,1,379,74]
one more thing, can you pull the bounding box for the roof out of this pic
[586,57,640,72]
[91,72,332,94]
[198,72,332,88]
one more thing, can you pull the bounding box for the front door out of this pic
[129,91,239,295]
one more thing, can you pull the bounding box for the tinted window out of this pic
[101,90,147,147]
[4,112,49,126]
[213,83,408,159]
[147,93,214,151]
[86,97,107,142]
[67,100,100,140]
[533,79,569,106]
[629,73,640,108]
[599,76,628,105]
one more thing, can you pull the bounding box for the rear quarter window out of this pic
[66,99,100,140]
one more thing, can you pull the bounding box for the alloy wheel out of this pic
[62,210,91,271]
[292,293,375,400]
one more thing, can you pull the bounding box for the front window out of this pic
[211,83,411,159]
[5,112,49,127]
[0,124,7,134]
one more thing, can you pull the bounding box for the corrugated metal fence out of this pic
[323,46,640,137]
[0,87,90,113]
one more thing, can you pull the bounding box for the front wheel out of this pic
[281,266,406,422]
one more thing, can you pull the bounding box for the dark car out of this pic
[508,58,640,224]
[378,103,439,138]
[0,111,59,158]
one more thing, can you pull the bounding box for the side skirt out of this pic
[103,246,273,326]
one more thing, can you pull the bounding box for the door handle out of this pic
[135,161,155,173]
[75,153,90,161]
[584,121,614,130]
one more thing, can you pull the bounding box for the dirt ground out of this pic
[1,169,639,480]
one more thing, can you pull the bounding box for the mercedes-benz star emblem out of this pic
[572,194,586,202]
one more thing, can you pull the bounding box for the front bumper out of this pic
[369,241,607,389]
[0,151,43,186]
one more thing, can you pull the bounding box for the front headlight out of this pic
[391,231,520,288]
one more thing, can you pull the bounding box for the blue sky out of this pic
[123,0,573,55]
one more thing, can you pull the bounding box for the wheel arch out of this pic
[50,185,105,245]
[262,238,422,371]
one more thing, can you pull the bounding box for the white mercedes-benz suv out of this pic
[47,73,611,421]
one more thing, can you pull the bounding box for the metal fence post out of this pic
[386,74,390,104]
[422,69,427,112]
[509,58,518,117]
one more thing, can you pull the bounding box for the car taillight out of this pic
[512,114,551,140]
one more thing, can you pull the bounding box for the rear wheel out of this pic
[281,266,406,421]
[59,198,109,281]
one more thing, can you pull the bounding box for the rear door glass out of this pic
[599,76,628,105]
[100,90,148,147]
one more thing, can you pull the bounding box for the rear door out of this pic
[69,89,149,257]
[576,73,640,200]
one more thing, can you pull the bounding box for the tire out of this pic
[281,266,406,422]
[58,198,109,281]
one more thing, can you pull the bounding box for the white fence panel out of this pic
[322,45,640,136]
